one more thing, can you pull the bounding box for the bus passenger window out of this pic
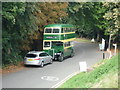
[67,28,70,32]
[44,42,50,47]
[45,28,52,33]
[61,28,64,33]
[64,28,67,32]
[67,42,70,46]
[71,28,74,32]
[70,28,72,32]
[64,42,71,47]
[53,29,59,33]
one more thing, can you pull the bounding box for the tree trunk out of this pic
[97,30,100,42]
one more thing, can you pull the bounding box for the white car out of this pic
[24,51,53,67]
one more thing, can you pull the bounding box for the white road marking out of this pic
[41,76,59,81]
[51,71,79,88]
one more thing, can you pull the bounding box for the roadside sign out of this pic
[79,61,87,72]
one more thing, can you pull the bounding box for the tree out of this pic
[31,2,68,50]
[61,2,108,41]
[2,2,38,66]
[2,2,68,66]
[103,2,120,43]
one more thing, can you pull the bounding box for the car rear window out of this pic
[26,54,37,58]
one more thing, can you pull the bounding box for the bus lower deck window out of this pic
[44,42,50,47]
[64,42,71,47]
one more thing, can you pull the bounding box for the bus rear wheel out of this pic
[70,50,74,57]
[58,54,64,62]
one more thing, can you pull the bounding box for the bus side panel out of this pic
[44,33,76,41]
[64,48,68,57]
[44,34,61,40]
[64,47,73,57]
[62,33,76,40]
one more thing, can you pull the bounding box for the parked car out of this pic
[24,51,53,67]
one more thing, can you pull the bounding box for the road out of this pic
[2,41,105,88]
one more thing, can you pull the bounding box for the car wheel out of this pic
[41,61,44,68]
[58,54,64,62]
[24,64,28,67]
[49,59,53,64]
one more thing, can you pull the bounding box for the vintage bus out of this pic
[43,24,76,62]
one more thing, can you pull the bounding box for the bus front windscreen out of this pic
[52,42,63,46]
[44,42,50,47]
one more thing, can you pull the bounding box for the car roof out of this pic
[27,51,45,54]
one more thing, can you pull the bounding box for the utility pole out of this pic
[113,44,117,56]
[108,34,112,50]
[108,34,113,59]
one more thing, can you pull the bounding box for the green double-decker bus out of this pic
[43,24,76,62]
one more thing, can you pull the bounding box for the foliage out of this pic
[103,2,120,42]
[2,2,68,66]
[58,55,118,88]
[33,2,68,36]
[27,2,68,50]
[61,2,119,42]
[60,2,108,40]
[3,2,23,65]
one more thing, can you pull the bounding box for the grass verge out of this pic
[58,54,118,88]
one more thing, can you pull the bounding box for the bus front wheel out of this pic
[58,54,64,62]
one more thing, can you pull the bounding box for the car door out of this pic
[39,53,48,64]
[44,53,51,63]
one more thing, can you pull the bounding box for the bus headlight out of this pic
[55,53,61,55]
[55,53,57,55]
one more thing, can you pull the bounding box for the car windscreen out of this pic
[26,54,37,58]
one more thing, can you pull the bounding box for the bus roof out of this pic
[44,24,74,28]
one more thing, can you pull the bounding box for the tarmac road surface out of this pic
[2,41,106,88]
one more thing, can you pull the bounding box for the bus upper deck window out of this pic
[64,28,67,32]
[71,28,74,32]
[53,28,59,33]
[44,42,50,47]
[45,28,52,33]
[61,28,64,33]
